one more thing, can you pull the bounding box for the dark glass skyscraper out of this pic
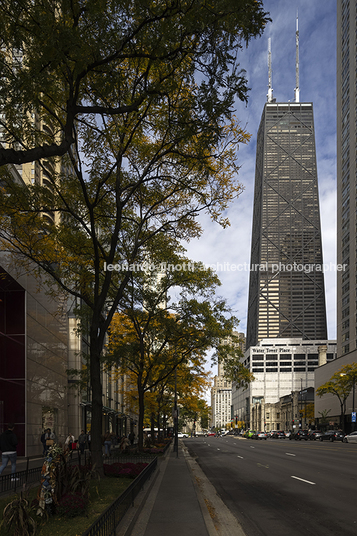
[246,102,327,349]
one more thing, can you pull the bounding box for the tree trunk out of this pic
[89,325,104,477]
[150,413,155,444]
[157,411,162,441]
[137,381,145,449]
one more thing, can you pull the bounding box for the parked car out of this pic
[284,431,292,438]
[177,432,188,438]
[244,430,256,438]
[272,431,285,439]
[252,431,267,440]
[343,431,357,443]
[308,430,324,441]
[206,431,215,437]
[268,430,278,438]
[319,430,345,442]
[290,430,309,440]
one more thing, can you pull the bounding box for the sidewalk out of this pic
[125,444,214,536]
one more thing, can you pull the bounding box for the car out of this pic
[284,431,292,438]
[343,431,357,443]
[206,432,215,437]
[272,431,285,439]
[290,430,309,440]
[319,430,345,442]
[252,431,267,440]
[268,430,278,438]
[177,432,188,438]
[244,430,256,438]
[308,430,324,441]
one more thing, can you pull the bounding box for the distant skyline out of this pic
[183,1,337,351]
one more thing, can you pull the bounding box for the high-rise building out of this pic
[211,332,245,429]
[246,100,327,348]
[337,1,355,358]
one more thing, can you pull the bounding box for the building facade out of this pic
[232,338,337,430]
[251,388,315,433]
[211,332,245,429]
[246,102,327,349]
[337,0,357,358]
[0,165,137,455]
[211,374,232,430]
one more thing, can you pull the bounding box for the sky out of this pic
[183,0,337,371]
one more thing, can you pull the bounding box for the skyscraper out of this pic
[337,0,355,358]
[246,35,327,349]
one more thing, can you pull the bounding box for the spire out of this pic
[294,12,300,102]
[267,37,274,103]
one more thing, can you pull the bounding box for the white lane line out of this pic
[291,476,316,485]
[285,453,296,456]
[237,456,244,459]
[217,448,220,450]
[250,446,255,449]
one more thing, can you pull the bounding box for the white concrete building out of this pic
[232,338,337,429]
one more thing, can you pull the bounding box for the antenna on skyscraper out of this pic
[294,12,300,102]
[267,37,274,103]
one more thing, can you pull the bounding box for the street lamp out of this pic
[352,377,356,432]
[173,367,178,457]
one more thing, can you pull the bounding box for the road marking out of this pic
[291,476,316,485]
[237,456,244,459]
[217,448,220,450]
[285,453,296,456]
[257,463,269,468]
[250,446,255,448]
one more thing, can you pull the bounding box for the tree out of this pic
[0,1,269,473]
[318,409,331,430]
[0,0,269,166]
[107,245,246,448]
[316,363,357,431]
[214,334,254,388]
[178,397,210,434]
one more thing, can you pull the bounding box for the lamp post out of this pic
[352,377,356,432]
[173,367,178,457]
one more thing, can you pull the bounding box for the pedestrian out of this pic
[78,430,87,455]
[120,436,130,452]
[64,433,75,452]
[43,428,56,456]
[0,423,19,480]
[40,430,47,455]
[103,430,112,457]
[128,430,135,445]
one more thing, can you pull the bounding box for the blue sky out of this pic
[184,0,337,348]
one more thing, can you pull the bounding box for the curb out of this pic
[182,443,247,536]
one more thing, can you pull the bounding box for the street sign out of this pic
[352,412,356,423]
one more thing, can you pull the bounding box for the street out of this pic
[184,435,357,536]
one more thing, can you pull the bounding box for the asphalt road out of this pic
[184,435,357,536]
